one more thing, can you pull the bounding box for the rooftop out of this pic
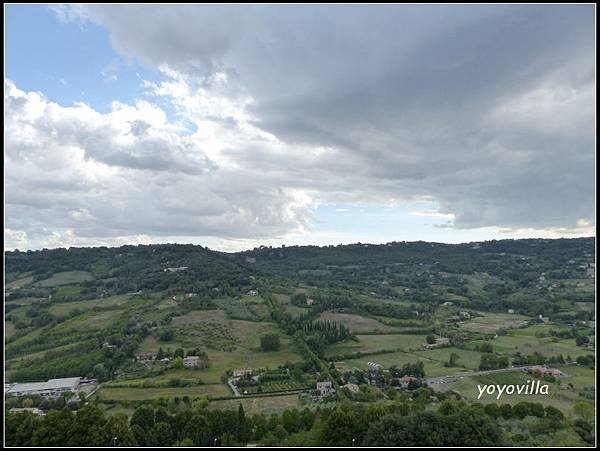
[7,377,81,394]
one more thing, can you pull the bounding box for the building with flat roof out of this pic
[367,361,383,371]
[135,351,158,362]
[6,377,81,398]
[233,369,252,378]
[9,408,45,416]
[182,356,204,368]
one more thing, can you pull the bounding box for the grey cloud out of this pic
[5,80,313,243]
[7,5,594,248]
[70,4,595,231]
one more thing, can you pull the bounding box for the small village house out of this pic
[316,381,335,396]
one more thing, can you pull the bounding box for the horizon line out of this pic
[5,235,596,255]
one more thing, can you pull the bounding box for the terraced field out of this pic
[35,271,94,287]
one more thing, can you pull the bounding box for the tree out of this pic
[66,405,108,446]
[93,363,109,382]
[237,404,249,443]
[290,293,307,306]
[104,414,137,446]
[573,402,595,423]
[363,412,446,446]
[6,410,38,446]
[319,406,366,446]
[426,334,436,345]
[260,334,281,352]
[447,353,459,367]
[130,405,155,445]
[479,354,509,370]
[363,409,500,446]
[159,329,174,342]
[184,414,210,446]
[152,421,174,446]
[479,342,493,353]
[32,408,73,446]
[172,357,184,369]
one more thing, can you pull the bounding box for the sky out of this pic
[4,4,596,252]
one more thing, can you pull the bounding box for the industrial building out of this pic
[6,377,82,398]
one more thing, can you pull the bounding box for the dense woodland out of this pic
[6,395,595,446]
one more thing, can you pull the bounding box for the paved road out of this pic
[227,378,242,397]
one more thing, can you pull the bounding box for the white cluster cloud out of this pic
[4,5,595,250]
[5,79,315,249]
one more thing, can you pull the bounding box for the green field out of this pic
[243,379,310,394]
[6,342,84,370]
[443,365,596,415]
[462,323,596,359]
[318,312,400,333]
[138,317,304,383]
[6,274,34,289]
[195,342,304,384]
[35,271,94,287]
[213,298,258,320]
[414,346,484,370]
[468,335,594,358]
[51,310,124,333]
[207,393,302,414]
[460,312,531,333]
[48,295,151,317]
[273,293,312,318]
[96,384,232,401]
[325,334,426,358]
[5,322,17,339]
[334,350,467,378]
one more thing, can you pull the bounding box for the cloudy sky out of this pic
[4,4,596,251]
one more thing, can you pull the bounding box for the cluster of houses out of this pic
[9,407,45,416]
[441,301,472,320]
[163,266,188,272]
[423,337,450,350]
[300,380,336,403]
[182,356,205,368]
[538,314,550,324]
[134,352,206,368]
[5,377,98,399]
[392,375,417,388]
[316,381,336,397]
[135,351,161,362]
[528,366,566,378]
[446,311,471,324]
[233,369,253,378]
[353,362,422,389]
